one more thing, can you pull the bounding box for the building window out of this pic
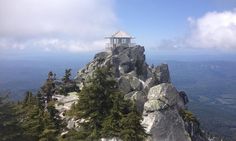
[122,39,127,44]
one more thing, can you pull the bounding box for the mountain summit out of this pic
[70,43,216,141]
[50,31,222,140]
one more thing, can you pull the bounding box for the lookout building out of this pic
[105,31,135,48]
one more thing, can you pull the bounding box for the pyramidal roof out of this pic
[111,31,133,38]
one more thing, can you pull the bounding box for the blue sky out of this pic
[1,0,236,59]
[116,0,236,47]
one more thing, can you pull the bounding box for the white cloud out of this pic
[186,10,236,50]
[0,0,117,52]
[157,9,236,52]
[34,38,106,52]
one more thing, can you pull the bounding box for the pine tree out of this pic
[15,91,43,140]
[39,110,58,141]
[17,91,63,141]
[60,69,79,95]
[101,92,148,141]
[101,91,128,138]
[0,95,24,141]
[48,71,54,80]
[62,69,72,83]
[23,91,36,106]
[69,67,116,140]
[46,101,63,132]
[120,104,148,141]
[41,71,56,102]
[67,67,148,140]
[19,104,43,140]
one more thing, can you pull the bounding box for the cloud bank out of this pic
[158,9,236,52]
[0,0,117,52]
[187,10,236,50]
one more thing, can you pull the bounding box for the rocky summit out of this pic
[57,45,220,141]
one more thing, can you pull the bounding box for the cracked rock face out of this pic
[124,91,147,113]
[144,83,183,113]
[147,83,178,107]
[142,83,191,141]
[76,45,166,83]
[72,45,210,141]
[142,109,191,141]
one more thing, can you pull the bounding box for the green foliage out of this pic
[0,69,78,141]
[60,129,89,141]
[17,104,43,140]
[41,71,56,102]
[120,105,148,141]
[23,91,36,106]
[179,109,199,125]
[102,97,148,141]
[67,67,148,140]
[0,67,147,141]
[59,69,80,95]
[62,69,72,83]
[70,67,115,139]
[48,71,54,80]
[39,111,59,141]
[16,71,66,140]
[59,82,79,96]
[101,91,129,138]
[0,95,24,141]
[15,91,64,141]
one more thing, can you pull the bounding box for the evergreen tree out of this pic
[23,91,36,106]
[36,91,45,110]
[15,91,44,140]
[101,91,129,138]
[46,101,63,132]
[62,69,72,83]
[60,69,79,95]
[48,71,54,81]
[39,111,58,141]
[67,67,148,140]
[68,67,116,140]
[17,91,63,141]
[41,71,56,102]
[0,95,24,141]
[18,103,43,140]
[102,92,148,141]
[120,104,148,141]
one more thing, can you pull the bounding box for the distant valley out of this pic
[161,61,236,140]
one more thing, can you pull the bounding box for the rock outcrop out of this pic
[65,44,212,141]
[142,83,191,141]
